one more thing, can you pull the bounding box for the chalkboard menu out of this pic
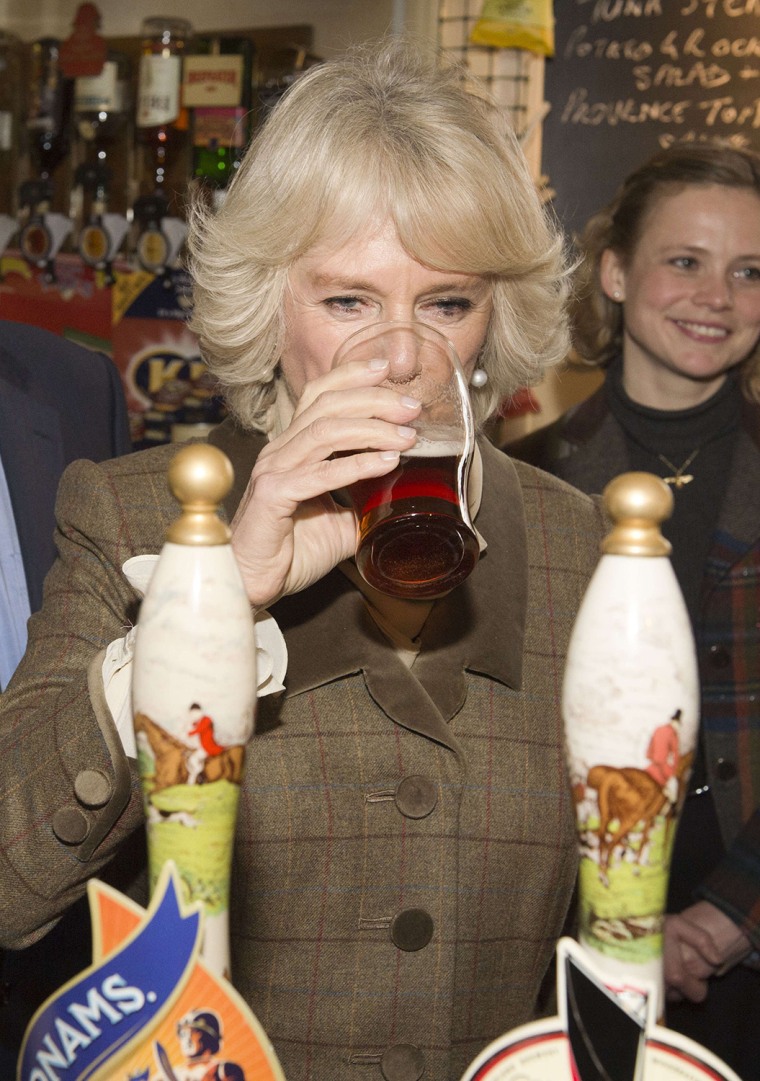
[542,1,760,241]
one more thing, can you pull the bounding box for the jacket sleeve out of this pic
[0,454,170,948]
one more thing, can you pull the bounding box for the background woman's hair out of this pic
[569,141,760,403]
[187,36,573,430]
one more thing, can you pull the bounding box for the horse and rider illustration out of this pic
[573,709,693,885]
[135,704,246,796]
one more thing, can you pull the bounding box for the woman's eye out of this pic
[428,297,473,316]
[734,265,760,283]
[671,256,698,271]
[324,295,363,312]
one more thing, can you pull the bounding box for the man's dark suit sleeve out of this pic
[0,320,133,611]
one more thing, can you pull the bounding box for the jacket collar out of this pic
[211,421,527,749]
[555,384,629,494]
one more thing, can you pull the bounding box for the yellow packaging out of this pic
[469,0,555,57]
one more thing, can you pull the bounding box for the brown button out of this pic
[395,776,437,819]
[52,807,90,845]
[74,769,112,809]
[381,1043,425,1081]
[716,758,737,782]
[708,645,731,669]
[390,908,434,952]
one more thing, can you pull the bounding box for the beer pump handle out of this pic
[601,470,673,557]
[131,442,257,979]
[562,471,699,1019]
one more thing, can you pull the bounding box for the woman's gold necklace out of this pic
[657,447,700,488]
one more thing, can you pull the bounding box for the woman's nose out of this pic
[693,273,733,309]
[385,324,424,381]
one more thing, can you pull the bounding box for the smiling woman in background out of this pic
[507,142,760,1076]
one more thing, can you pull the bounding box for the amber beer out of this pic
[351,437,479,599]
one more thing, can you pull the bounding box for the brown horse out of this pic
[586,751,693,883]
[134,712,246,795]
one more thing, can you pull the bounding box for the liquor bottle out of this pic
[0,30,24,222]
[184,35,253,210]
[73,161,130,282]
[25,38,74,194]
[135,16,192,218]
[74,49,131,214]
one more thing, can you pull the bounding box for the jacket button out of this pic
[74,769,112,808]
[52,807,90,845]
[391,908,434,952]
[715,758,737,782]
[381,1043,425,1081]
[708,645,731,669]
[395,776,438,819]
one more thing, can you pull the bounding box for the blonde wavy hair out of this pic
[187,37,572,430]
[570,141,760,403]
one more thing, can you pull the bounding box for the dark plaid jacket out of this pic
[508,387,760,948]
[0,422,605,1080]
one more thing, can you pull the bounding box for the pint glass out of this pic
[335,321,479,599]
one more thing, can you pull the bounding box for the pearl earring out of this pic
[470,369,488,388]
[613,290,622,300]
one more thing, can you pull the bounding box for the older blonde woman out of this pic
[0,40,604,1080]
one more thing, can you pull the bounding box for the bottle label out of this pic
[137,54,181,127]
[75,60,126,114]
[79,222,110,266]
[0,110,11,151]
[20,221,52,265]
[137,226,170,272]
[193,107,246,149]
[183,54,243,108]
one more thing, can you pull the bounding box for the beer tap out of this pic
[17,178,72,284]
[131,191,187,280]
[73,161,128,283]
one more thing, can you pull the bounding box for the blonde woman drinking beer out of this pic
[0,39,605,1080]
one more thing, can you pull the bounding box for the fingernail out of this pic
[368,358,389,370]
[397,425,416,437]
[380,450,401,460]
[401,396,419,408]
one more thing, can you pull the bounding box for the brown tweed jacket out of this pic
[0,420,605,1080]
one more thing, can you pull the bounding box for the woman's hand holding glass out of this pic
[229,356,422,608]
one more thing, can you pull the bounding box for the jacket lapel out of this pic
[555,386,629,496]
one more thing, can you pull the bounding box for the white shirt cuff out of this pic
[103,555,287,758]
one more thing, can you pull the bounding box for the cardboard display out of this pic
[18,866,285,1081]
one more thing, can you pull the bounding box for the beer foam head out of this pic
[405,430,466,457]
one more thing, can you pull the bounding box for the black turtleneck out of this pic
[606,356,741,625]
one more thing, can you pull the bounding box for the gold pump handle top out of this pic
[601,471,673,557]
[165,443,234,545]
